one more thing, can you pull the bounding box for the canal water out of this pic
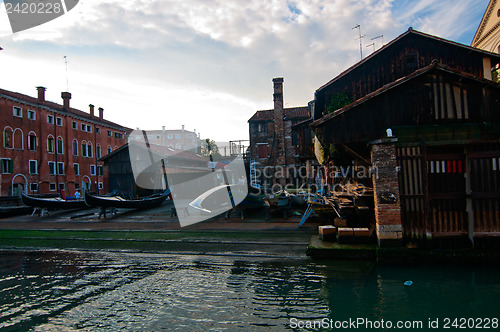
[0,249,499,331]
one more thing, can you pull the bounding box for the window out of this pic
[13,106,22,118]
[3,127,13,148]
[87,143,93,158]
[13,129,23,150]
[175,135,180,139]
[47,136,55,153]
[74,183,80,190]
[81,142,87,157]
[97,165,103,176]
[29,160,37,175]
[115,132,123,139]
[49,183,56,191]
[167,134,173,139]
[72,121,78,129]
[48,162,56,175]
[57,162,65,175]
[257,123,268,133]
[98,182,103,189]
[73,163,80,176]
[56,117,63,126]
[90,165,96,175]
[96,127,100,134]
[81,124,92,133]
[47,115,54,124]
[107,145,112,154]
[72,140,78,156]
[0,159,13,174]
[30,183,38,192]
[28,110,36,120]
[58,183,65,191]
[57,137,63,154]
[28,132,37,151]
[107,130,112,137]
[96,145,101,158]
[257,144,268,158]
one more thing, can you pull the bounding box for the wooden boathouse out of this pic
[310,28,500,247]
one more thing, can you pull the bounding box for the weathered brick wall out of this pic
[371,138,403,246]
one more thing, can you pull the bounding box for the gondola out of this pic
[21,193,88,210]
[84,191,167,210]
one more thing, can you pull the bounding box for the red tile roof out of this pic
[248,106,309,122]
[0,87,130,132]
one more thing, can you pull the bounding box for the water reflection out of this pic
[0,250,499,331]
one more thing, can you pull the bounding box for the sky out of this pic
[0,0,490,142]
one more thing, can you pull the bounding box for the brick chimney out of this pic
[36,86,46,102]
[273,77,285,165]
[98,107,104,119]
[61,92,71,110]
[89,104,95,117]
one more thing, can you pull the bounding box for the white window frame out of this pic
[57,162,65,175]
[73,163,80,176]
[29,160,37,175]
[48,161,56,175]
[13,106,22,118]
[30,183,38,192]
[0,158,13,174]
[47,115,54,124]
[49,183,56,191]
[27,110,36,120]
[90,165,96,176]
[72,121,78,130]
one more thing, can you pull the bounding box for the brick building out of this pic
[0,86,130,197]
[248,78,310,188]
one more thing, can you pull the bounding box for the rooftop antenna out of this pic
[63,55,69,91]
[372,35,384,49]
[352,24,364,60]
[366,42,375,53]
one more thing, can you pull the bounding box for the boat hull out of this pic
[21,193,88,210]
[84,191,167,209]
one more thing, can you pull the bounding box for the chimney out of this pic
[36,86,46,102]
[272,77,285,165]
[89,104,95,117]
[98,107,104,119]
[61,92,71,110]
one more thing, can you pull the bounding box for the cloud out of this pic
[0,0,487,141]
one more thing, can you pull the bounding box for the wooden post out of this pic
[464,146,474,246]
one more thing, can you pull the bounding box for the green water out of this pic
[0,249,498,331]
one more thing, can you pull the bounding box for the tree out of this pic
[200,139,221,158]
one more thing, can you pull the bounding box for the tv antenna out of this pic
[366,42,375,52]
[352,25,364,60]
[372,35,384,49]
[63,55,69,91]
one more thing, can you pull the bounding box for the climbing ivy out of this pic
[327,93,351,114]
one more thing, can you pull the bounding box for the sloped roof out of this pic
[312,61,500,127]
[317,28,500,93]
[0,87,130,132]
[472,0,497,47]
[248,106,309,122]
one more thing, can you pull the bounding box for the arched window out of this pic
[28,131,37,151]
[87,142,93,158]
[13,128,23,150]
[72,139,78,156]
[96,144,101,158]
[3,127,13,149]
[81,140,87,157]
[107,145,111,154]
[56,136,63,154]
[47,135,55,153]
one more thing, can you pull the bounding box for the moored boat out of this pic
[21,193,88,210]
[84,191,167,210]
